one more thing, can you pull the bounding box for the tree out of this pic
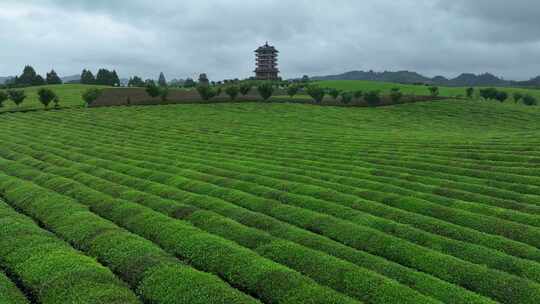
[16,65,38,86]
[341,91,353,104]
[145,82,161,98]
[197,85,216,101]
[160,87,169,102]
[257,83,274,101]
[128,76,145,87]
[353,90,363,99]
[364,90,381,106]
[287,85,299,98]
[239,83,252,96]
[111,70,120,86]
[37,88,56,108]
[328,88,341,100]
[82,88,102,106]
[523,95,537,106]
[428,86,439,97]
[301,75,310,83]
[306,85,325,103]
[390,88,403,103]
[494,91,508,103]
[53,95,60,108]
[32,75,46,86]
[46,70,62,85]
[225,86,239,100]
[7,90,26,107]
[479,88,498,100]
[0,91,7,107]
[184,78,196,88]
[513,92,524,103]
[158,72,167,87]
[198,73,209,86]
[80,69,96,84]
[466,87,474,99]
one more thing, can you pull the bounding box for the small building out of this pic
[254,42,279,80]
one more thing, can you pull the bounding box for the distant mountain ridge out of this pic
[311,70,540,87]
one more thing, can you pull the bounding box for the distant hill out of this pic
[0,76,14,84]
[311,70,539,87]
[61,74,81,83]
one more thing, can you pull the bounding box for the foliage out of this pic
[494,91,508,102]
[0,91,7,107]
[328,88,341,100]
[353,90,364,99]
[466,87,474,99]
[287,85,300,98]
[7,90,26,106]
[53,95,60,108]
[184,78,196,88]
[306,85,325,103]
[301,75,310,83]
[196,85,217,100]
[159,87,169,102]
[428,86,439,97]
[96,69,120,86]
[340,91,353,104]
[158,72,167,87]
[198,73,209,86]
[239,83,252,96]
[80,69,96,84]
[225,86,240,101]
[13,65,46,87]
[364,90,381,106]
[46,70,63,85]
[479,88,498,100]
[257,83,274,101]
[390,88,403,103]
[522,94,537,106]
[513,92,523,103]
[81,88,102,106]
[37,88,57,108]
[145,82,161,98]
[128,76,145,87]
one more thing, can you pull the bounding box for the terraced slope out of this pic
[0,100,539,303]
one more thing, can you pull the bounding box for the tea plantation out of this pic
[1,99,540,303]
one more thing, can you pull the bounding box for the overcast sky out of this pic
[1,0,539,81]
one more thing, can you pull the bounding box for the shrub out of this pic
[239,83,252,96]
[287,85,299,98]
[145,82,161,98]
[353,90,363,99]
[159,87,169,102]
[364,90,381,106]
[428,86,439,97]
[53,96,60,108]
[7,90,26,107]
[37,88,56,108]
[306,86,325,103]
[328,88,341,100]
[390,88,403,103]
[522,94,537,106]
[257,83,274,101]
[513,92,523,103]
[81,88,102,106]
[225,86,239,101]
[0,91,7,107]
[340,92,353,104]
[479,88,498,100]
[466,87,474,99]
[196,85,217,101]
[494,91,508,103]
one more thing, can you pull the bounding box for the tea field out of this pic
[1,100,540,304]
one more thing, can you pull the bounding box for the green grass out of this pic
[0,84,107,112]
[316,80,540,100]
[1,84,540,303]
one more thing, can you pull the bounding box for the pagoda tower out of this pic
[254,42,279,80]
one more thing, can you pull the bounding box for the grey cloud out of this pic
[1,0,539,81]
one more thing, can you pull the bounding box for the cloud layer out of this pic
[1,0,539,81]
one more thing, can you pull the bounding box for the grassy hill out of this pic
[0,84,107,112]
[0,99,540,303]
[317,80,540,100]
